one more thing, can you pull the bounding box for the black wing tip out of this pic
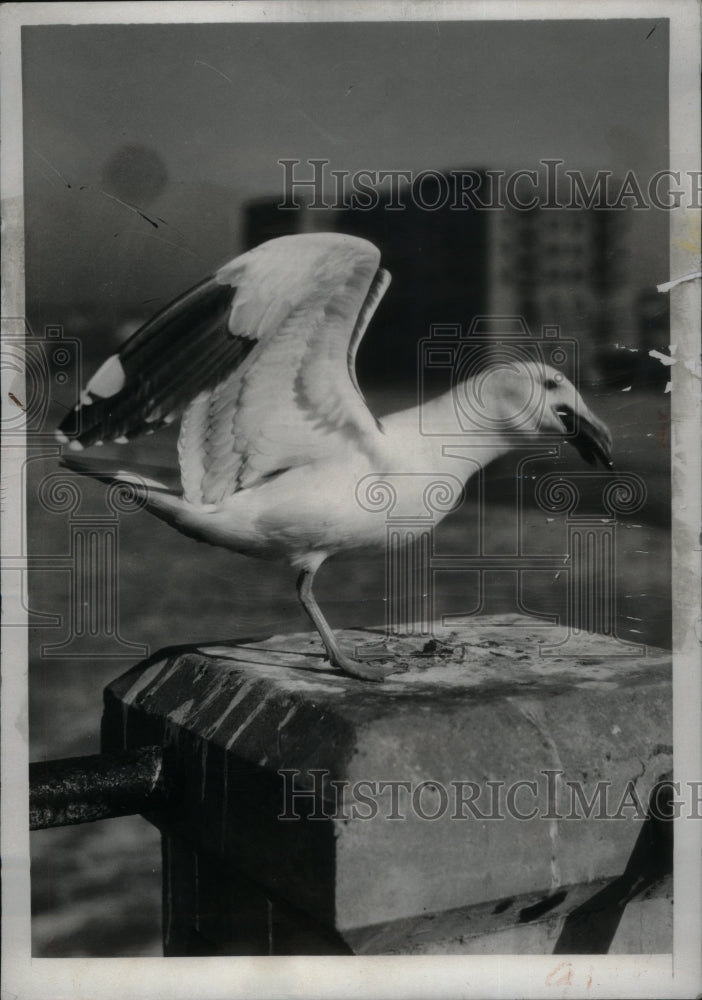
[57,277,250,450]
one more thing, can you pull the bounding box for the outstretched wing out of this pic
[58,232,391,505]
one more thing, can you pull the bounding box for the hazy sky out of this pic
[22,18,669,323]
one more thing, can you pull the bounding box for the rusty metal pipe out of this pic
[29,745,169,830]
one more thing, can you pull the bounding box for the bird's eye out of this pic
[544,378,559,390]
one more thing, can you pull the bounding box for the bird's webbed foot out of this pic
[329,648,407,682]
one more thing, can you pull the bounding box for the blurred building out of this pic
[243,196,340,247]
[488,198,669,387]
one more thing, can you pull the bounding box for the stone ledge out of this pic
[102,615,672,938]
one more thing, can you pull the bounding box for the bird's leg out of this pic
[296,569,403,682]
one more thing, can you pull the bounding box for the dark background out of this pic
[22,18,671,956]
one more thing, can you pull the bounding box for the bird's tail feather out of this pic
[60,454,180,493]
[58,454,191,527]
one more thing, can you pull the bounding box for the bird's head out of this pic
[457,361,614,469]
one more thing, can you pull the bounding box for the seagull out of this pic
[57,232,614,681]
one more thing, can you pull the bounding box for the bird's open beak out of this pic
[554,405,615,470]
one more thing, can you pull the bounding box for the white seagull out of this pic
[57,232,614,681]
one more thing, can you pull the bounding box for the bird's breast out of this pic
[171,422,471,568]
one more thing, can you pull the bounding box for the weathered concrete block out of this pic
[102,615,672,953]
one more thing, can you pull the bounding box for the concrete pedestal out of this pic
[101,615,672,954]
